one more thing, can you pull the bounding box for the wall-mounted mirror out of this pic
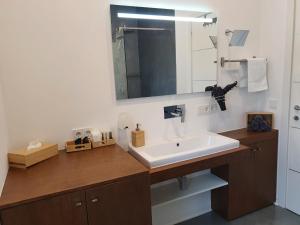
[110,5,218,100]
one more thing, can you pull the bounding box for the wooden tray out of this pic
[92,139,116,149]
[66,141,92,153]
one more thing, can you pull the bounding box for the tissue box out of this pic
[8,144,58,169]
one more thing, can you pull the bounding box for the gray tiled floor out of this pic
[177,206,300,225]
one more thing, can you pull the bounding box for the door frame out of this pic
[284,0,298,208]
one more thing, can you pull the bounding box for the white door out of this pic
[287,0,300,215]
[286,88,300,215]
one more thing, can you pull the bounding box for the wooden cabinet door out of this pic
[253,139,278,208]
[1,191,88,225]
[211,149,255,220]
[86,174,151,225]
[225,139,278,219]
[225,149,256,219]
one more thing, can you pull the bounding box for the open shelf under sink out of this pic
[151,173,228,208]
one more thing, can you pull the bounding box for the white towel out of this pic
[239,61,248,88]
[247,58,268,92]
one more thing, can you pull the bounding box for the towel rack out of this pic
[214,57,257,67]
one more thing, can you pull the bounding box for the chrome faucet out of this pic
[164,105,186,123]
[171,106,185,123]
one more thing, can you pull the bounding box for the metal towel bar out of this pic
[214,56,258,67]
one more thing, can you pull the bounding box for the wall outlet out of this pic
[198,102,219,114]
[72,127,91,139]
[199,105,211,114]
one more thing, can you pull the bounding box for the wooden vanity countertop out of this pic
[0,129,278,209]
[221,128,278,145]
[0,145,148,210]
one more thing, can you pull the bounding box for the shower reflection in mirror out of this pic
[110,5,218,100]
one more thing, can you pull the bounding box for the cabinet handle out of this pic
[91,198,99,203]
[295,105,300,111]
[294,116,300,121]
[75,201,83,207]
[252,147,261,152]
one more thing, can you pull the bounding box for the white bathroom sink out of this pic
[129,132,240,169]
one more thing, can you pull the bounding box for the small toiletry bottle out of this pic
[132,124,145,148]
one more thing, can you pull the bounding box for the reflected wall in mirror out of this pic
[110,5,218,100]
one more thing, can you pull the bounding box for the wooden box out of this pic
[66,141,91,153]
[92,138,116,149]
[8,144,58,169]
[247,112,273,132]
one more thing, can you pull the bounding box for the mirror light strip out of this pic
[117,13,213,23]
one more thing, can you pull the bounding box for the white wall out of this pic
[0,81,8,195]
[0,0,290,213]
[0,0,116,150]
[258,0,292,207]
[0,0,264,150]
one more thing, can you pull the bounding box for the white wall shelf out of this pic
[151,173,228,208]
[152,192,211,225]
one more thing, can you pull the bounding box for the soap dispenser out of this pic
[132,124,145,148]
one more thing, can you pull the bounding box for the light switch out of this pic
[269,98,279,110]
